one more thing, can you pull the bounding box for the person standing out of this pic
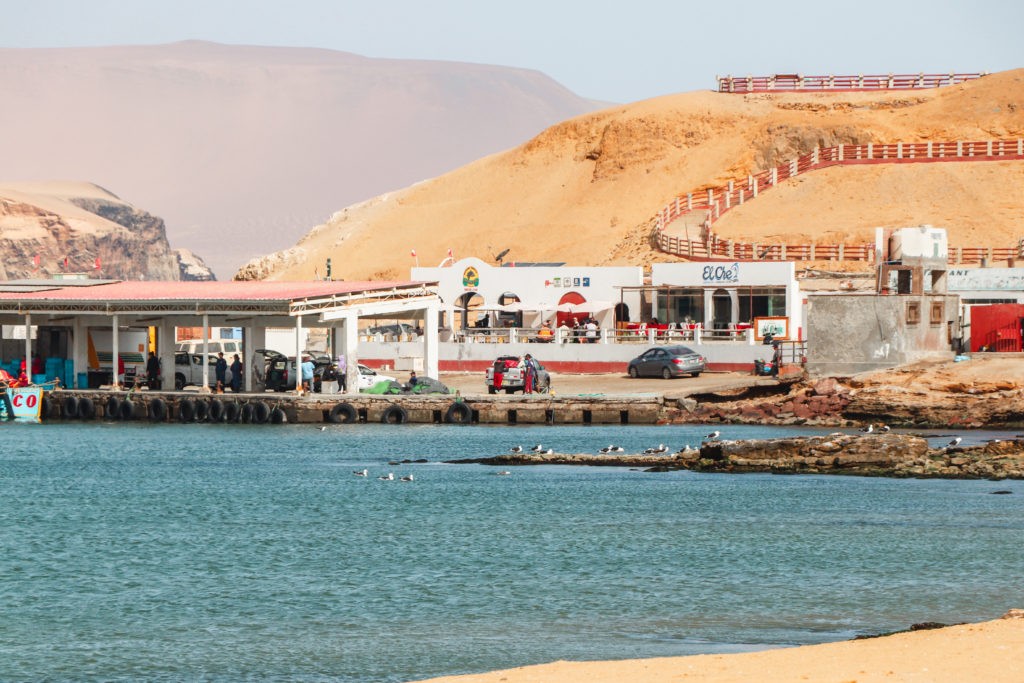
[519,353,536,394]
[320,363,339,394]
[770,341,783,377]
[492,358,505,391]
[300,355,315,394]
[585,318,598,343]
[229,354,243,392]
[146,351,161,390]
[214,352,227,393]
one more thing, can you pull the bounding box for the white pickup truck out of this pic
[484,355,551,394]
[174,351,233,390]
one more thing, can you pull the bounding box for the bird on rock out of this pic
[946,437,963,448]
[531,444,545,453]
[859,424,874,434]
[510,445,523,454]
[704,431,721,441]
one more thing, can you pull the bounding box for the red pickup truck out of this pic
[485,355,551,394]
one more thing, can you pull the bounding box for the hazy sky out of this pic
[2,0,1022,103]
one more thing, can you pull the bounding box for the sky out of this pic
[2,0,1022,103]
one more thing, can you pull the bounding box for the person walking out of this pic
[214,352,227,393]
[229,354,243,392]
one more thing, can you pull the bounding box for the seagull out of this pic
[677,445,694,453]
[704,431,721,441]
[530,444,545,453]
[400,474,414,482]
[859,424,874,434]
[879,425,891,433]
[541,448,554,455]
[378,472,394,481]
[353,469,368,477]
[600,445,624,454]
[510,445,523,454]
[946,437,963,448]
[643,444,668,454]
[318,425,327,431]
[496,470,512,476]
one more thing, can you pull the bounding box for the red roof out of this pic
[0,280,425,302]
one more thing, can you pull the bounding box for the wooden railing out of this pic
[717,72,985,93]
[652,138,1024,264]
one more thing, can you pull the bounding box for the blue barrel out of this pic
[77,372,88,389]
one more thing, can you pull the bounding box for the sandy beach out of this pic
[416,612,1024,683]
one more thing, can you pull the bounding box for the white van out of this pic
[176,339,243,356]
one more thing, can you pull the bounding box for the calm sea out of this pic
[1,422,1022,682]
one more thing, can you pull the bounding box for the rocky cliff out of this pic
[0,182,208,281]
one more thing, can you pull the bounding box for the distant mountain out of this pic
[0,41,607,279]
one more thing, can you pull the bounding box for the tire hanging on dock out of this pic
[445,402,473,425]
[328,402,358,424]
[240,402,255,423]
[77,397,95,420]
[178,398,196,422]
[208,398,225,422]
[62,395,79,420]
[380,404,408,425]
[119,399,136,421]
[106,395,121,419]
[194,399,209,422]
[270,407,287,424]
[224,401,241,423]
[253,401,271,424]
[148,398,167,422]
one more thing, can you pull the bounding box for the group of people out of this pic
[213,352,244,393]
[535,317,599,343]
[492,353,540,393]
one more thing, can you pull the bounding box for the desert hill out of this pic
[239,69,1024,282]
[0,181,213,280]
[0,41,606,279]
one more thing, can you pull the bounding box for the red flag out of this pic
[447,248,453,258]
[410,249,417,258]
[63,256,69,270]
[33,254,40,268]
[94,257,101,271]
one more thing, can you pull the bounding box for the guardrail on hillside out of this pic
[717,72,985,93]
[652,138,1024,264]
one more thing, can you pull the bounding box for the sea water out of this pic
[1,422,1022,682]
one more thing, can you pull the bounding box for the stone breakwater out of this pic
[452,434,1024,479]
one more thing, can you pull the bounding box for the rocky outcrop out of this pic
[0,183,208,281]
[174,248,216,281]
[234,246,307,281]
[455,436,1024,479]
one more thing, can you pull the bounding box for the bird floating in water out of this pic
[859,424,874,434]
[353,469,368,477]
[531,444,545,453]
[400,474,414,482]
[379,472,394,481]
[704,431,721,441]
[600,445,624,454]
[510,445,523,454]
[643,444,668,454]
[946,437,963,448]
[318,426,327,431]
[496,470,512,476]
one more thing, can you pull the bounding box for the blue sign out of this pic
[702,263,739,283]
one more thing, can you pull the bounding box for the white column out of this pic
[424,302,439,379]
[159,319,175,391]
[72,317,86,388]
[24,313,32,382]
[343,314,359,395]
[248,325,266,392]
[111,313,119,389]
[295,315,304,392]
[201,313,210,391]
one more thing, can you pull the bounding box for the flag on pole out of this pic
[63,256,69,270]
[94,257,101,271]
[410,249,417,258]
[447,248,453,258]
[33,254,40,269]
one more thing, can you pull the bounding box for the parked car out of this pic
[256,349,396,392]
[484,355,551,394]
[627,346,706,379]
[174,351,233,390]
[365,323,419,339]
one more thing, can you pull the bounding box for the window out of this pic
[930,301,944,325]
[906,301,921,325]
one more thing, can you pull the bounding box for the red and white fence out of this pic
[717,72,985,93]
[652,138,1024,264]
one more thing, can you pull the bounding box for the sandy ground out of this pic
[438,370,768,400]
[415,614,1024,683]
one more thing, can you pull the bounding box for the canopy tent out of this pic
[556,300,615,314]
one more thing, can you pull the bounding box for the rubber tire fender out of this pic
[240,402,255,423]
[328,402,358,424]
[253,401,271,424]
[119,399,136,421]
[445,402,472,424]
[148,397,167,422]
[224,401,240,423]
[77,397,95,420]
[194,399,210,422]
[270,407,287,424]
[106,395,122,419]
[178,398,196,422]
[380,404,408,425]
[208,398,225,422]
[62,395,79,420]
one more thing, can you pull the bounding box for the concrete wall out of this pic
[806,293,958,376]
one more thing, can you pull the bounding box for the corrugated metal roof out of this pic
[0,280,423,302]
